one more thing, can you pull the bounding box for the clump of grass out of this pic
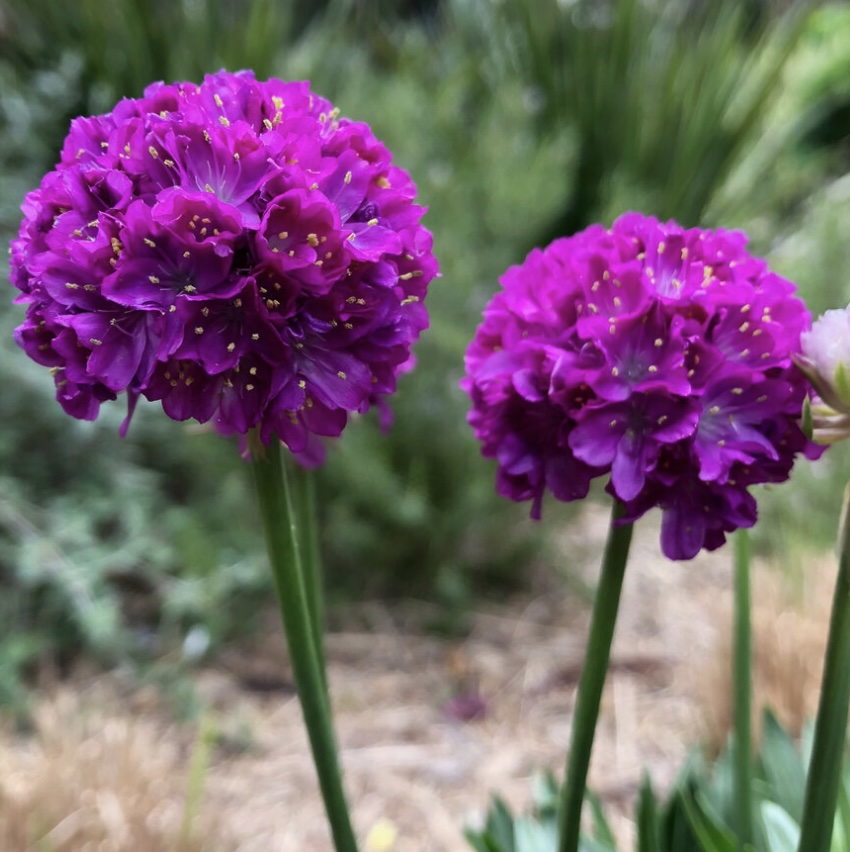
[0,694,229,851]
[695,557,833,753]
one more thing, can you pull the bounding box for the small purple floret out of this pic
[10,71,437,464]
[462,214,822,559]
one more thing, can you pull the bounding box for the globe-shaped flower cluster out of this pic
[10,71,437,461]
[462,213,822,559]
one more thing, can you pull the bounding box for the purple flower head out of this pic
[462,214,823,560]
[10,71,437,464]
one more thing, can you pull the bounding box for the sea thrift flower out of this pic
[10,71,437,462]
[462,213,822,559]
[797,304,850,444]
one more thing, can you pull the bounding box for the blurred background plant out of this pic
[2,0,850,713]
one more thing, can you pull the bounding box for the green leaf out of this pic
[635,775,660,852]
[760,802,801,852]
[515,817,558,852]
[586,790,617,847]
[485,797,517,852]
[759,709,805,821]
[680,789,738,852]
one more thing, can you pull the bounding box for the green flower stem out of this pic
[291,461,327,693]
[558,500,634,852]
[798,484,850,852]
[250,435,359,852]
[733,528,753,849]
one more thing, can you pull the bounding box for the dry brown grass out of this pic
[0,692,230,852]
[693,554,835,753]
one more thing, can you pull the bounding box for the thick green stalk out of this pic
[798,484,850,852]
[558,500,634,852]
[291,461,326,688]
[250,436,359,852]
[733,529,753,849]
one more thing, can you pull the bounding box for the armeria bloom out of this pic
[796,304,850,444]
[462,213,823,559]
[10,71,437,462]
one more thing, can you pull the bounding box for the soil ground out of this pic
[0,503,834,851]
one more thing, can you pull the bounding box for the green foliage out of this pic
[452,0,811,238]
[466,712,850,852]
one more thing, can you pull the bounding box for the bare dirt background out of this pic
[0,503,835,851]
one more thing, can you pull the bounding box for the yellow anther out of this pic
[249,367,258,376]
[214,94,223,107]
[658,241,666,254]
[148,146,159,159]
[65,282,79,290]
[201,307,210,317]
[732,388,743,395]
[609,325,616,335]
[184,285,197,293]
[144,238,156,248]
[278,231,289,240]
[183,251,191,258]
[306,233,319,247]
[367,218,379,226]
[609,419,618,428]
[194,327,204,335]
[648,365,658,373]
[738,322,750,333]
[148,275,160,284]
[204,184,215,193]
[263,119,273,131]
[681,247,689,260]
[657,415,668,425]
[741,304,751,313]
[226,342,236,352]
[377,177,391,189]
[218,116,230,127]
[654,338,663,347]
[251,333,259,341]
[709,405,721,414]
[298,379,307,389]
[89,338,103,346]
[337,371,347,380]
[344,171,353,185]
[272,96,284,110]
[611,367,619,376]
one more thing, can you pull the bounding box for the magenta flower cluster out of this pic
[10,71,437,461]
[462,213,822,559]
